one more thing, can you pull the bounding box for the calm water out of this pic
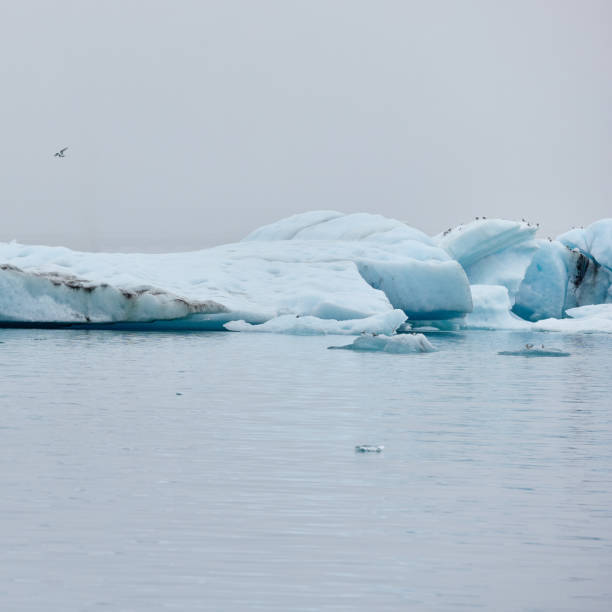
[1,329,611,611]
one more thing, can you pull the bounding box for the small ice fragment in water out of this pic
[329,333,435,353]
[498,345,570,357]
[355,445,384,453]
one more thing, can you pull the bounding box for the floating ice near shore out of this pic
[0,212,611,332]
[224,310,407,335]
[328,333,435,353]
[533,304,612,333]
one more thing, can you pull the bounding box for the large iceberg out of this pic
[437,217,612,324]
[0,212,472,330]
[1,211,611,333]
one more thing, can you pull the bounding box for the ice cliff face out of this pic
[0,213,611,332]
[435,217,612,324]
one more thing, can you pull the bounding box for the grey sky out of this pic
[1,0,611,252]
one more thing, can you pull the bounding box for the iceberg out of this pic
[0,211,473,328]
[513,241,612,322]
[1,210,611,332]
[328,333,435,353]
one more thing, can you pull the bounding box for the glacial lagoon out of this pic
[1,328,610,611]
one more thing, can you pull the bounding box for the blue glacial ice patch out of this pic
[513,241,612,322]
[356,260,472,321]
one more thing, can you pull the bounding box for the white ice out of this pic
[0,211,471,327]
[224,310,407,336]
[328,333,435,353]
[534,303,612,333]
[1,211,611,331]
[464,285,531,330]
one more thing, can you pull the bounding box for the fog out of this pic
[1,0,611,252]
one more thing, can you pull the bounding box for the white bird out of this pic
[54,147,68,158]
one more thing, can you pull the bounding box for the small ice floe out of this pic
[329,333,435,353]
[498,343,570,357]
[355,445,384,453]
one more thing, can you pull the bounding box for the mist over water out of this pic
[1,329,611,610]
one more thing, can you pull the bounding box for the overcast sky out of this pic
[1,0,611,251]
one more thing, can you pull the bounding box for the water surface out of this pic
[1,329,611,611]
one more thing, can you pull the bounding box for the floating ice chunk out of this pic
[436,219,537,269]
[224,309,407,335]
[533,304,612,333]
[328,333,435,353]
[355,445,384,453]
[464,285,531,330]
[566,304,612,320]
[356,260,472,320]
[498,345,570,357]
[533,318,612,333]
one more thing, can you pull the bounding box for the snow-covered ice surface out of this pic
[534,304,612,333]
[0,211,472,330]
[436,218,537,270]
[2,329,612,611]
[1,211,612,331]
[328,332,435,353]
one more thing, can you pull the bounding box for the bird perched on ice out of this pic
[54,147,68,158]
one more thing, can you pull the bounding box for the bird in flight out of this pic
[54,147,68,158]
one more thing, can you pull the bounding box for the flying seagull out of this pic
[54,147,68,158]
